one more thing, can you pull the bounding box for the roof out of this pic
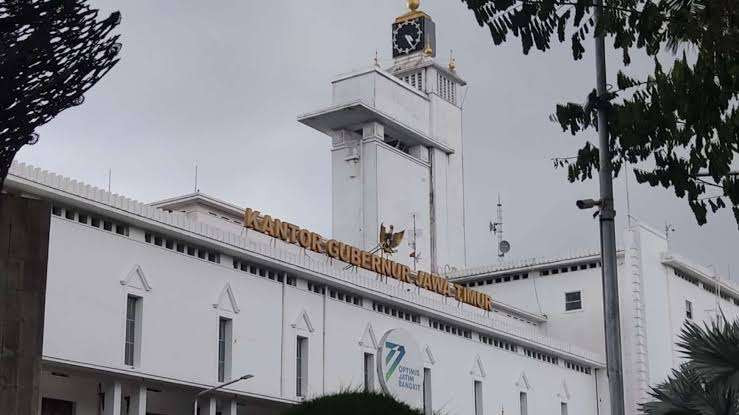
[150,192,245,218]
[448,249,624,281]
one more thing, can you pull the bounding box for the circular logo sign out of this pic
[377,328,423,408]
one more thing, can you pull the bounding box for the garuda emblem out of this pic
[379,223,405,254]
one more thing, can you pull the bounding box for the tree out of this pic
[641,318,739,414]
[460,0,739,227]
[0,0,122,189]
[283,391,423,415]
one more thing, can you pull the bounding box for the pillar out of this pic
[103,381,122,415]
[0,194,51,415]
[229,399,238,415]
[207,396,217,415]
[130,384,147,415]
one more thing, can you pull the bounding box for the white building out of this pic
[6,2,739,415]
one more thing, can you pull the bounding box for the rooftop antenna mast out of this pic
[409,213,422,270]
[664,222,675,250]
[489,194,511,260]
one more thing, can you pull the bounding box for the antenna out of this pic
[194,164,199,193]
[664,222,675,249]
[107,169,111,193]
[409,213,421,271]
[489,194,511,260]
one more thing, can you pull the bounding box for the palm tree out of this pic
[641,317,739,414]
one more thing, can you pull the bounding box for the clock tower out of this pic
[299,0,467,274]
[392,0,436,58]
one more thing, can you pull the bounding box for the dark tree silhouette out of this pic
[284,391,422,415]
[460,0,739,227]
[0,0,122,189]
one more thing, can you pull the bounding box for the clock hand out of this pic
[405,34,414,45]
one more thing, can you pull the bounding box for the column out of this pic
[130,384,147,415]
[103,381,122,415]
[0,195,51,415]
[207,396,217,415]
[229,399,238,415]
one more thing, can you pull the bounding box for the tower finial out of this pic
[449,50,457,71]
[408,0,420,11]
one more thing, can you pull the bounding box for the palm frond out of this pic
[676,318,739,390]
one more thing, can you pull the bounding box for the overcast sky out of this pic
[17,0,739,282]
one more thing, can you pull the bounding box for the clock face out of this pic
[392,18,424,57]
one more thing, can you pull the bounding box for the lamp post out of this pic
[574,0,626,414]
[193,374,254,415]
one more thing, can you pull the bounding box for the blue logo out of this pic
[384,341,406,380]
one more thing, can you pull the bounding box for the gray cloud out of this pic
[18,0,739,282]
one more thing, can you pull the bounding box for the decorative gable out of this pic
[120,265,152,292]
[469,355,486,378]
[358,323,378,350]
[213,283,240,314]
[424,345,437,365]
[557,380,571,402]
[291,309,315,333]
[516,372,532,391]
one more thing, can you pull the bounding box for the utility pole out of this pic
[594,0,625,413]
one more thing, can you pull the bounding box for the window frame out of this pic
[124,294,142,367]
[423,368,432,415]
[296,336,308,397]
[217,317,233,382]
[473,380,483,415]
[363,353,375,392]
[564,291,583,311]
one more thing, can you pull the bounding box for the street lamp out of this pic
[193,374,254,415]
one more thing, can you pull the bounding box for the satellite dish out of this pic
[499,240,511,254]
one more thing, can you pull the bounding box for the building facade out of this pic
[5,2,739,415]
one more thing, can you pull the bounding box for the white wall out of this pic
[476,265,608,355]
[43,216,602,414]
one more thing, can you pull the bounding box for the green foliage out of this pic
[641,318,739,414]
[461,0,739,227]
[283,391,423,415]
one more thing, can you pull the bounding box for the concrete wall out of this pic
[0,194,51,415]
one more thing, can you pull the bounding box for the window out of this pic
[561,402,568,415]
[41,398,74,415]
[519,392,528,415]
[473,380,483,415]
[364,353,375,392]
[686,300,693,320]
[218,317,232,382]
[296,337,308,397]
[565,291,582,311]
[423,368,432,415]
[124,295,141,366]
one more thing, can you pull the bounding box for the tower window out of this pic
[685,300,693,320]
